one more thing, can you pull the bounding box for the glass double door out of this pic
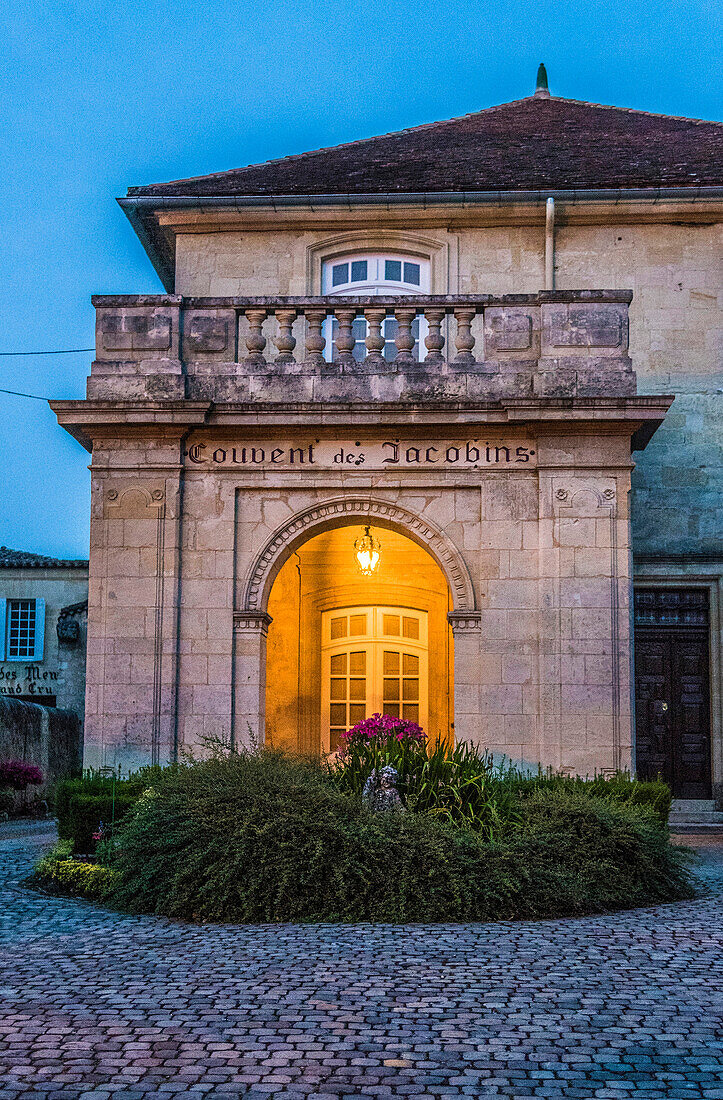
[321,605,428,752]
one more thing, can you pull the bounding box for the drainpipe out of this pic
[545,196,555,290]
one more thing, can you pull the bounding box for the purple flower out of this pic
[0,760,44,791]
[337,713,427,756]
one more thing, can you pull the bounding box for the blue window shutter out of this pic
[0,599,6,660]
[33,599,45,661]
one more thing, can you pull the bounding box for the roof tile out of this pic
[127,95,723,198]
[0,547,88,569]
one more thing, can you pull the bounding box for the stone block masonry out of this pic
[52,289,673,774]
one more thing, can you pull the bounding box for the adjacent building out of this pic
[53,73,722,807]
[0,546,88,713]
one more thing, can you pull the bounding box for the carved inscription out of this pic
[186,439,537,469]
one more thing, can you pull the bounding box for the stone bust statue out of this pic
[362,765,405,813]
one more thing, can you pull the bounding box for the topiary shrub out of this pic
[37,859,120,900]
[108,751,693,923]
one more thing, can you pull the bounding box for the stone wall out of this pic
[174,220,722,561]
[0,698,83,792]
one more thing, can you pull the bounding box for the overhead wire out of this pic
[0,347,93,400]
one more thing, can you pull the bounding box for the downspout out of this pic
[545,196,555,290]
[171,425,193,763]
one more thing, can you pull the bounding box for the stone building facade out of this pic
[0,547,88,713]
[53,81,722,804]
[0,548,88,787]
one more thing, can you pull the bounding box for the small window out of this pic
[1,598,45,661]
[322,253,430,294]
[321,252,430,363]
[404,261,420,285]
[385,259,402,281]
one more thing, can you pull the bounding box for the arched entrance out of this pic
[264,525,454,754]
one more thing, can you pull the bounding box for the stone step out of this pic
[669,799,723,827]
[672,799,717,813]
[669,823,723,837]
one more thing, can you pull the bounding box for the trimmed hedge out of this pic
[36,858,119,899]
[55,767,167,852]
[108,752,693,923]
[35,841,120,899]
[502,771,673,826]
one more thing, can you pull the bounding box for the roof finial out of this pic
[534,62,550,98]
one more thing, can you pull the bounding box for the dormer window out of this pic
[321,253,430,360]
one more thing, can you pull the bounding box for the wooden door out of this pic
[634,589,711,798]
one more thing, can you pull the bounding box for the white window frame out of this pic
[0,597,45,662]
[321,605,429,753]
[321,252,430,363]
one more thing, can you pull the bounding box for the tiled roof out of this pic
[128,95,723,198]
[0,547,88,569]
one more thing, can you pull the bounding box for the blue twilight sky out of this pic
[2,0,721,559]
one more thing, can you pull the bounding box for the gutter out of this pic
[118,186,723,292]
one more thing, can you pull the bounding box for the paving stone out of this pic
[0,824,721,1098]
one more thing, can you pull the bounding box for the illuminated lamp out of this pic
[354,525,381,575]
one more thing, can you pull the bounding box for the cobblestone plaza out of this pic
[1,824,721,1100]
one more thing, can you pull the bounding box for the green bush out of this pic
[108,751,693,923]
[331,735,515,838]
[35,839,120,899]
[55,767,167,852]
[498,769,672,825]
[37,858,119,899]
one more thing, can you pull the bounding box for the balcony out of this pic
[88,291,635,403]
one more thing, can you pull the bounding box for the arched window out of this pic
[321,253,430,362]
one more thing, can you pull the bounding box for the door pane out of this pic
[403,678,418,700]
[350,678,366,700]
[331,617,347,640]
[383,651,400,674]
[383,614,400,636]
[402,616,419,639]
[349,614,366,636]
[330,704,347,726]
[330,678,346,700]
[349,651,366,675]
[403,653,419,675]
[330,653,347,675]
[384,678,400,700]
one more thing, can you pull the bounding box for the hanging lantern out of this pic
[354,525,381,575]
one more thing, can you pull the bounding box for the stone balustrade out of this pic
[89,291,635,402]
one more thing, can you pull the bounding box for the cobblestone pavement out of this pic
[1,823,722,1100]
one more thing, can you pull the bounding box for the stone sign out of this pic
[0,665,58,699]
[186,439,537,470]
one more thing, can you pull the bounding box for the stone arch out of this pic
[242,496,476,613]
